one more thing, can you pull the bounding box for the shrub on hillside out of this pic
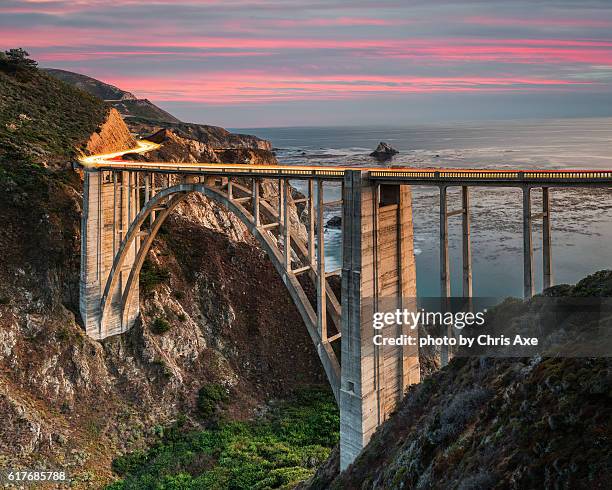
[197,383,229,419]
[139,259,170,295]
[150,317,171,335]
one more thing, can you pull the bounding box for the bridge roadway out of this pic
[82,139,612,187]
[78,140,612,470]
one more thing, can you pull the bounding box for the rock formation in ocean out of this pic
[370,141,399,161]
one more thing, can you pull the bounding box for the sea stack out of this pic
[370,141,399,161]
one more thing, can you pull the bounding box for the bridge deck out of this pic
[90,161,612,186]
[80,140,612,186]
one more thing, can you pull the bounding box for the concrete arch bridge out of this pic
[78,142,612,469]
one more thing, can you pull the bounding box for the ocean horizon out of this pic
[237,118,612,297]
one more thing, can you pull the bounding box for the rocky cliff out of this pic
[85,108,137,156]
[130,120,272,151]
[143,128,275,165]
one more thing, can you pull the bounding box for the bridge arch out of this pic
[97,179,341,401]
[79,167,420,469]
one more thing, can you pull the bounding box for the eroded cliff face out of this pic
[0,107,323,487]
[142,128,276,166]
[85,108,137,156]
[129,120,272,151]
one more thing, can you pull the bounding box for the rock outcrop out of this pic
[370,141,399,161]
[143,128,276,166]
[85,108,137,156]
[132,120,272,151]
[326,216,342,229]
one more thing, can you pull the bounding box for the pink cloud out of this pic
[99,72,595,104]
[464,16,612,29]
[275,17,407,27]
[35,50,273,61]
[0,0,247,15]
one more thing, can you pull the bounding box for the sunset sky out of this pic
[2,0,612,127]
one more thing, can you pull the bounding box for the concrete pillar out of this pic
[252,179,260,227]
[308,180,316,268]
[278,179,284,226]
[462,186,472,298]
[439,186,451,297]
[317,180,327,341]
[523,187,534,298]
[80,170,103,337]
[283,178,291,271]
[542,187,553,289]
[80,169,138,339]
[340,171,419,470]
[439,186,451,366]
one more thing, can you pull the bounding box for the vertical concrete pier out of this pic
[523,187,534,298]
[340,171,419,470]
[542,187,553,289]
[80,170,138,339]
[462,186,472,298]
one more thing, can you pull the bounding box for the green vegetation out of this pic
[197,383,229,420]
[140,258,170,295]
[0,49,107,167]
[107,388,339,489]
[150,317,171,335]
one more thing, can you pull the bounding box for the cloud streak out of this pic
[102,72,596,104]
[1,0,611,123]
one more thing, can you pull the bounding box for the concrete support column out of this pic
[439,186,451,366]
[283,178,291,271]
[80,169,139,339]
[439,186,451,297]
[80,170,103,337]
[340,171,419,470]
[112,172,118,255]
[542,187,553,290]
[316,180,327,341]
[523,186,535,298]
[252,179,260,227]
[278,178,284,227]
[308,180,316,268]
[462,186,472,298]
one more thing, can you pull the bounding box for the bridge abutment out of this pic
[80,170,139,339]
[340,171,420,470]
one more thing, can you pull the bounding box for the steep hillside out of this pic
[0,54,323,488]
[43,69,137,102]
[303,273,612,490]
[44,68,180,123]
[43,68,271,153]
[1,64,109,167]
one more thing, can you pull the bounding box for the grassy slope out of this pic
[0,64,110,315]
[107,388,339,489]
[0,65,107,166]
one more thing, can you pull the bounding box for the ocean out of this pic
[234,118,612,297]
